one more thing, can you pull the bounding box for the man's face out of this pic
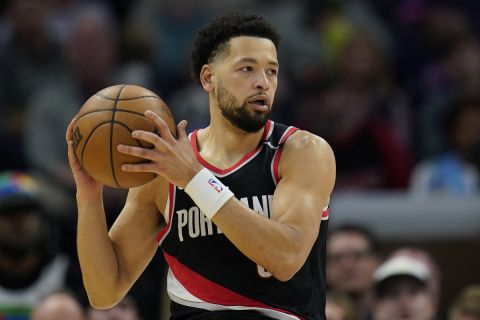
[326,232,379,293]
[211,36,278,132]
[374,277,436,320]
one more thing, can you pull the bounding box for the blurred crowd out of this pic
[1,0,480,194]
[0,0,479,319]
[325,224,480,320]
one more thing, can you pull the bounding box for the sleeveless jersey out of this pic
[157,120,330,320]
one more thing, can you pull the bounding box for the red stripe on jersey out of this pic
[164,252,265,306]
[156,183,175,243]
[272,149,282,183]
[163,252,304,319]
[272,127,298,184]
[261,120,273,141]
[322,207,330,219]
[190,121,273,176]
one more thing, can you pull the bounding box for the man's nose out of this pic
[253,71,270,90]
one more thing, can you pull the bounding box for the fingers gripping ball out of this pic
[72,84,176,188]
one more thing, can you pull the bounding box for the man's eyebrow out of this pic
[235,57,279,67]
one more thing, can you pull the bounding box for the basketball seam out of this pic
[110,85,128,188]
[75,109,147,123]
[115,121,144,147]
[80,121,112,165]
[115,121,156,181]
[95,93,161,101]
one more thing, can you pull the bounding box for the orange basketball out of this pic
[72,84,176,188]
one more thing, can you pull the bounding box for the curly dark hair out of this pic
[190,11,281,84]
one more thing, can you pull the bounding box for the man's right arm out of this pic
[67,117,168,309]
[76,179,167,309]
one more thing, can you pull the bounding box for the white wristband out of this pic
[184,168,234,220]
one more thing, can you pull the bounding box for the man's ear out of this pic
[200,65,214,92]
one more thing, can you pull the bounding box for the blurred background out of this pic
[0,0,479,320]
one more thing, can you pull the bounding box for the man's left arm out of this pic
[211,130,336,281]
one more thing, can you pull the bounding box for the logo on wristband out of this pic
[208,178,223,193]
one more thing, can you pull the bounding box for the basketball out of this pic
[72,84,176,188]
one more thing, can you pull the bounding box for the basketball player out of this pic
[66,12,335,320]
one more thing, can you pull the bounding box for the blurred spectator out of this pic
[296,32,412,191]
[373,247,441,320]
[389,2,475,107]
[44,0,80,45]
[207,0,256,13]
[390,248,442,308]
[24,3,118,217]
[417,34,480,159]
[168,84,209,129]
[255,0,324,124]
[0,171,70,320]
[449,285,480,320]
[113,22,157,89]
[327,224,381,320]
[24,7,166,319]
[125,0,212,97]
[257,0,326,82]
[31,290,85,320]
[304,0,393,68]
[410,100,480,195]
[20,6,127,313]
[0,0,64,171]
[0,2,9,48]
[326,290,360,320]
[87,295,140,320]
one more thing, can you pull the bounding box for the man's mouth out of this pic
[247,96,270,111]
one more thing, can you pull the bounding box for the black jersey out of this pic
[157,120,330,320]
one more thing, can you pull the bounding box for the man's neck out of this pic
[197,117,265,170]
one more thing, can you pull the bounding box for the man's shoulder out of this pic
[279,129,335,176]
[283,129,330,154]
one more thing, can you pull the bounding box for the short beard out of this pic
[217,84,270,133]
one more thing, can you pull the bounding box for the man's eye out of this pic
[240,66,252,72]
[267,69,278,76]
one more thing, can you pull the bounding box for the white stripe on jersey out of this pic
[265,120,275,140]
[166,269,302,320]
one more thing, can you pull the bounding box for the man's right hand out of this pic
[66,116,103,197]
